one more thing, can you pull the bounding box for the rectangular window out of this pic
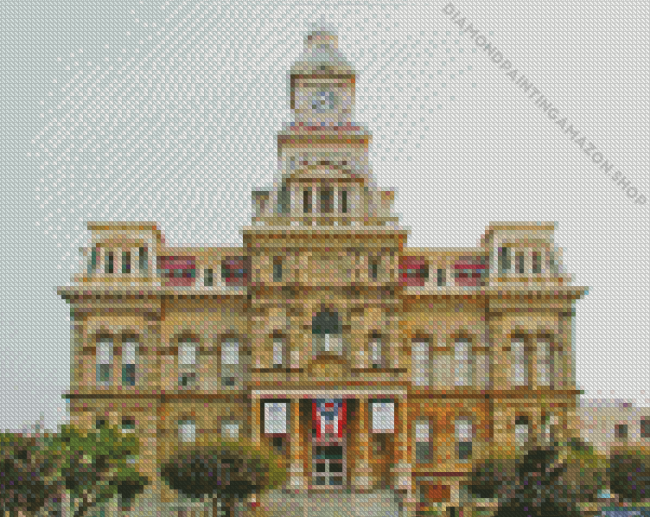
[204,268,213,287]
[178,420,196,443]
[264,403,288,434]
[138,247,148,272]
[178,341,197,388]
[516,251,525,274]
[532,251,542,274]
[455,419,473,461]
[106,252,114,274]
[121,418,136,433]
[95,419,107,430]
[303,189,312,214]
[121,339,137,387]
[437,268,446,287]
[536,338,552,387]
[412,340,431,387]
[371,401,395,433]
[415,420,432,464]
[615,424,628,441]
[641,418,650,439]
[369,259,379,281]
[273,338,285,369]
[273,260,283,282]
[96,338,113,386]
[512,338,528,387]
[340,190,348,214]
[454,339,472,387]
[221,339,239,387]
[222,422,240,441]
[515,416,530,448]
[122,251,131,274]
[320,188,333,213]
[499,247,511,273]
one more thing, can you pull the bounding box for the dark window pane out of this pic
[122,364,136,386]
[416,442,432,464]
[642,418,650,439]
[458,442,472,460]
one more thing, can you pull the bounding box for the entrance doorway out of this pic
[312,443,345,487]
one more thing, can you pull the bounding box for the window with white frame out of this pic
[415,419,432,464]
[371,401,395,433]
[96,337,113,386]
[412,339,431,387]
[121,337,137,387]
[222,421,240,441]
[178,420,196,443]
[455,418,473,460]
[511,338,528,387]
[264,403,288,434]
[221,339,240,387]
[536,338,552,387]
[178,340,197,388]
[454,339,472,387]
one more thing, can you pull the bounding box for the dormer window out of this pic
[312,91,335,112]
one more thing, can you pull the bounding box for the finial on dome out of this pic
[305,25,339,50]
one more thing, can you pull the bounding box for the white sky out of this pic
[0,0,648,432]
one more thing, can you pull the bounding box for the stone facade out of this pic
[58,30,587,517]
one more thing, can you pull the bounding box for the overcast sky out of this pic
[1,0,648,432]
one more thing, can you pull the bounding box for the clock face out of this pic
[311,91,335,112]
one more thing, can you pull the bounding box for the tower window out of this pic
[138,247,148,272]
[106,252,114,274]
[340,190,348,214]
[320,188,333,213]
[204,268,213,287]
[273,259,283,282]
[532,251,542,274]
[122,251,131,274]
[369,259,379,281]
[303,189,312,214]
[516,252,525,274]
[437,268,446,286]
[499,247,511,273]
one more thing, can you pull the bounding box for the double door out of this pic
[312,442,345,487]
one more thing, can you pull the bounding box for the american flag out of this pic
[312,399,347,439]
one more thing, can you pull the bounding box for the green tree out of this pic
[0,432,62,516]
[469,439,607,517]
[48,424,149,517]
[161,439,286,517]
[609,445,650,503]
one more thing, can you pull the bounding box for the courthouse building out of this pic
[58,31,587,515]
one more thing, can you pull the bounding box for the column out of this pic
[288,400,305,488]
[353,399,371,490]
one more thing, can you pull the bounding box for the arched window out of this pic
[96,336,113,386]
[273,336,287,369]
[369,334,384,369]
[535,337,552,387]
[312,310,342,356]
